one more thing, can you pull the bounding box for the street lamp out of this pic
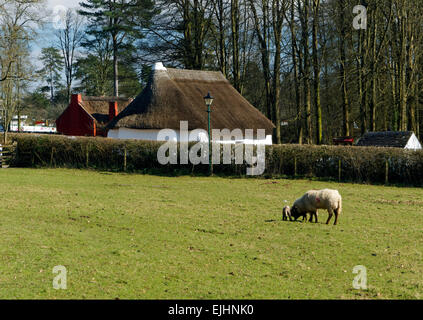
[204,92,214,175]
[0,99,4,133]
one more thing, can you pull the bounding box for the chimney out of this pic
[71,94,82,105]
[153,62,167,71]
[109,101,118,121]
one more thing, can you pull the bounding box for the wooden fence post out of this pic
[123,146,127,172]
[294,157,297,177]
[338,159,342,182]
[86,144,89,168]
[50,147,54,167]
[385,159,389,185]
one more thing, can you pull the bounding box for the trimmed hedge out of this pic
[9,134,423,186]
[265,144,423,186]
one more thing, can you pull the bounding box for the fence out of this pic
[8,134,423,186]
[0,143,17,168]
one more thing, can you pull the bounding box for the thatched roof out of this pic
[106,65,275,135]
[356,131,415,148]
[80,96,132,126]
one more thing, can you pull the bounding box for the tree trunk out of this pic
[339,0,349,137]
[113,33,119,97]
[369,6,378,132]
[358,28,367,135]
[399,4,407,130]
[290,0,302,144]
[272,0,284,144]
[183,0,194,69]
[301,0,312,144]
[298,0,313,144]
[312,0,322,144]
[50,69,54,101]
[249,0,272,121]
[231,0,241,91]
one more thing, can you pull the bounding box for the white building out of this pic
[106,63,275,145]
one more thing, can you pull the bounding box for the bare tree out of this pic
[249,0,272,121]
[56,9,85,103]
[285,0,302,143]
[231,0,241,91]
[211,0,229,77]
[312,0,321,144]
[0,0,45,143]
[298,0,312,143]
[337,0,349,137]
[271,0,287,144]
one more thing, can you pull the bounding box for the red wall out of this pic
[56,95,96,136]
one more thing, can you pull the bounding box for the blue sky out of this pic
[31,0,82,89]
[34,0,82,54]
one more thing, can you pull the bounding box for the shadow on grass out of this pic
[264,219,313,224]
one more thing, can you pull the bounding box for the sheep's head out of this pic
[290,205,301,220]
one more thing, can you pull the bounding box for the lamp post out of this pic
[204,92,214,175]
[0,99,4,142]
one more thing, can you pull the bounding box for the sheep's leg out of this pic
[315,210,319,223]
[309,211,315,223]
[334,209,339,225]
[326,208,334,225]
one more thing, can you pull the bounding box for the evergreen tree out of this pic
[74,29,141,97]
[39,47,63,101]
[78,0,156,97]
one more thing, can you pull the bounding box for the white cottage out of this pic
[356,131,422,150]
[106,63,275,144]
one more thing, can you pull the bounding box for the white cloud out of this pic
[29,0,83,91]
[47,0,81,10]
[45,0,82,24]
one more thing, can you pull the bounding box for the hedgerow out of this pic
[8,134,423,186]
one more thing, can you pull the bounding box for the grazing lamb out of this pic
[282,206,291,221]
[284,205,311,222]
[290,189,342,225]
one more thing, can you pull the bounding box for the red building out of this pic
[333,136,354,146]
[56,94,133,137]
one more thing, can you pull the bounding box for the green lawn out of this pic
[0,168,422,299]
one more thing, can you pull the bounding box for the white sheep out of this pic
[282,206,291,221]
[290,189,342,225]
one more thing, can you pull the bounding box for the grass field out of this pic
[0,168,422,299]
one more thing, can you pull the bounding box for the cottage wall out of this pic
[56,100,96,136]
[107,128,272,145]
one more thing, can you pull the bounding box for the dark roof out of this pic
[356,131,415,148]
[80,96,133,126]
[106,67,275,135]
